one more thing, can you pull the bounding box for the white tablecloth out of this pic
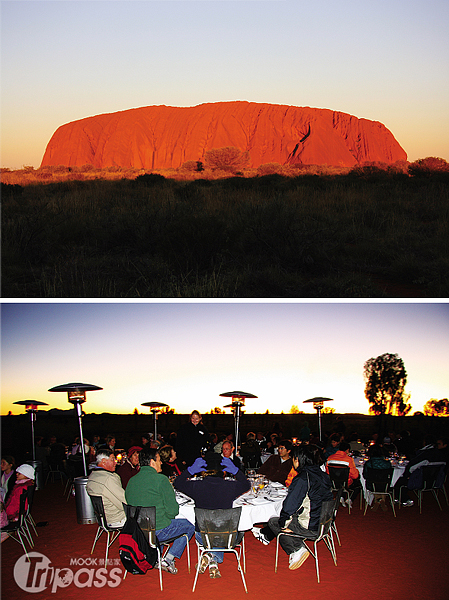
[175,483,287,531]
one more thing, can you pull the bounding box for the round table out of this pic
[175,482,287,531]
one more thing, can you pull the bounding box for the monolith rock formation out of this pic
[41,101,407,169]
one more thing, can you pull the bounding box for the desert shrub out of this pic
[257,163,284,176]
[408,157,449,177]
[204,147,250,172]
[133,172,167,186]
[180,160,204,172]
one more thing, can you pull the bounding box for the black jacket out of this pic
[279,465,332,531]
[176,421,211,468]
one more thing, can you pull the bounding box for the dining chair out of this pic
[0,489,32,557]
[327,464,351,510]
[122,504,163,590]
[89,495,123,566]
[331,488,343,547]
[23,484,38,544]
[363,467,396,517]
[123,504,191,590]
[404,462,447,514]
[274,499,336,584]
[45,462,67,486]
[193,507,247,593]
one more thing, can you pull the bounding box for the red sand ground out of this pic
[2,481,448,600]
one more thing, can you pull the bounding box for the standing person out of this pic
[175,452,250,579]
[86,450,126,527]
[176,410,211,469]
[117,446,142,489]
[253,444,332,570]
[258,440,293,484]
[125,446,194,575]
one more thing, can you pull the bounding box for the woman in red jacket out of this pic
[5,463,35,522]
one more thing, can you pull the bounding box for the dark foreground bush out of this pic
[2,174,448,298]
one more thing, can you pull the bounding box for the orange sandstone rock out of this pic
[41,101,406,169]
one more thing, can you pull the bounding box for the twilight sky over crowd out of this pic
[1,302,448,417]
[1,0,448,169]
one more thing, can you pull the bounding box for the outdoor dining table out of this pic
[355,457,407,505]
[175,480,287,531]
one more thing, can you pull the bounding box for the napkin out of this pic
[247,497,268,505]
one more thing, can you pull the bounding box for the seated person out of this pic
[86,450,126,527]
[159,445,182,478]
[4,463,35,523]
[363,444,392,471]
[1,456,17,503]
[324,433,342,459]
[125,446,194,575]
[393,435,448,506]
[220,440,243,472]
[258,440,293,484]
[116,446,141,488]
[253,444,332,570]
[326,441,361,508]
[239,432,262,469]
[175,452,250,579]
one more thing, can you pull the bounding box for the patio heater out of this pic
[48,382,102,524]
[13,399,48,489]
[141,401,168,443]
[303,397,333,442]
[220,391,257,450]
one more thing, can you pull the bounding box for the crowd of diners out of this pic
[2,410,448,578]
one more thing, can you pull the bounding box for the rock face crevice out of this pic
[41,101,407,169]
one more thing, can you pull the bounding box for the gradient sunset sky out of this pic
[1,302,448,417]
[1,0,448,169]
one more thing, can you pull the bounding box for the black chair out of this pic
[0,489,32,556]
[363,467,396,517]
[406,463,447,514]
[123,503,191,591]
[89,495,123,566]
[274,500,336,584]
[327,464,351,511]
[45,462,67,485]
[193,507,247,593]
[331,488,344,547]
[23,484,38,544]
[122,504,163,590]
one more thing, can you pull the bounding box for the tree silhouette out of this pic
[423,398,449,417]
[364,353,409,430]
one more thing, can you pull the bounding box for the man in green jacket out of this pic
[125,446,194,574]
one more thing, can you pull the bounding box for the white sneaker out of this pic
[289,547,309,570]
[340,497,346,507]
[251,526,270,545]
[345,498,353,509]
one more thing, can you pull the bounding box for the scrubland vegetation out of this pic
[2,154,448,298]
